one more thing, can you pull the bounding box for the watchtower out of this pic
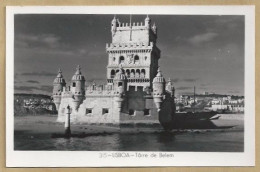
[106,16,161,91]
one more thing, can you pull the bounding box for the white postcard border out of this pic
[6,6,255,167]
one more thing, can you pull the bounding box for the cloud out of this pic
[169,78,198,83]
[200,83,210,87]
[172,78,180,83]
[26,80,40,84]
[188,32,218,45]
[15,85,53,93]
[15,86,38,92]
[180,92,194,95]
[39,85,53,92]
[21,71,56,77]
[16,33,60,49]
[176,86,193,90]
[228,90,240,94]
[183,78,198,82]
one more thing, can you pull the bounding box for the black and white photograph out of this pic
[6,6,255,167]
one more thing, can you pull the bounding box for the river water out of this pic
[14,129,243,152]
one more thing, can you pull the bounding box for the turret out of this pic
[152,22,157,34]
[113,65,127,110]
[111,16,118,37]
[145,15,151,28]
[71,65,85,110]
[113,65,127,94]
[152,67,166,111]
[53,69,66,111]
[166,78,175,98]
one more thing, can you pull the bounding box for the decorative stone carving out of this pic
[127,54,134,64]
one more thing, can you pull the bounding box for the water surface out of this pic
[14,129,243,152]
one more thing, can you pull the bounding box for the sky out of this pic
[14,14,245,96]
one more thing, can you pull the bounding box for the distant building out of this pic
[210,97,244,113]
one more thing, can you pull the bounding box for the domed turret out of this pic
[166,78,175,97]
[145,15,151,27]
[71,65,85,110]
[53,69,66,110]
[152,67,166,111]
[113,65,127,94]
[153,67,166,88]
[113,65,127,111]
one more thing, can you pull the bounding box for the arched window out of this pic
[134,55,139,64]
[110,70,115,78]
[119,56,124,64]
[113,57,116,62]
[72,82,76,87]
[136,69,140,78]
[141,69,145,78]
[144,56,147,61]
[126,69,130,78]
[130,69,135,78]
[129,109,135,116]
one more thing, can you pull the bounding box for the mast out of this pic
[193,86,196,113]
[130,14,132,41]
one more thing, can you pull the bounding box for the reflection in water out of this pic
[14,130,243,152]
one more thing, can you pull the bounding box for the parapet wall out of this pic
[117,22,146,28]
[85,84,117,96]
[106,42,154,51]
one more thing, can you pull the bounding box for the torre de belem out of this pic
[52,16,176,129]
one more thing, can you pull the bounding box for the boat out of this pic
[162,86,228,130]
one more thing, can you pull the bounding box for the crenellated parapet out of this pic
[106,42,154,53]
[116,22,146,29]
[61,90,74,99]
[53,92,62,96]
[85,84,116,96]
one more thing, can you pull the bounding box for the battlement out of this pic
[53,92,62,96]
[111,17,157,44]
[118,21,145,27]
[106,42,154,51]
[114,22,157,35]
[61,90,74,98]
[85,84,118,96]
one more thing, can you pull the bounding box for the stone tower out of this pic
[106,15,160,90]
[152,67,166,111]
[71,65,85,110]
[53,69,66,110]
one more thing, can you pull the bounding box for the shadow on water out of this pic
[172,114,235,130]
[14,113,243,151]
[51,132,114,139]
[155,131,176,143]
[14,128,243,152]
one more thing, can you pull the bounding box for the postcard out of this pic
[6,6,255,167]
